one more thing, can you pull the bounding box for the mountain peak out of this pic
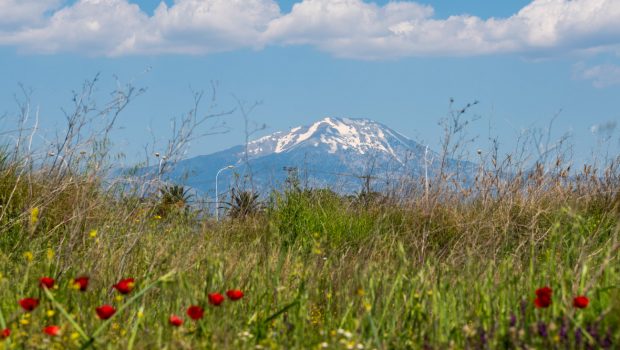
[246,117,417,159]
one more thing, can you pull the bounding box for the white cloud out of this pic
[145,0,280,54]
[0,0,281,55]
[1,0,620,59]
[574,63,620,88]
[0,0,62,30]
[263,0,620,58]
[1,0,148,55]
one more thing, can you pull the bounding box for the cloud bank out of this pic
[1,0,620,59]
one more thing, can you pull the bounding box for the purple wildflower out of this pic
[575,328,583,346]
[559,319,568,342]
[538,322,548,338]
[479,327,488,348]
[509,313,516,327]
[601,330,613,349]
[520,299,527,318]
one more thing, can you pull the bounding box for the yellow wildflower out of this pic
[46,310,55,317]
[30,207,39,225]
[89,229,97,238]
[47,248,54,261]
[23,251,33,263]
[363,301,372,312]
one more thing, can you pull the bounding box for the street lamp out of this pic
[215,165,235,221]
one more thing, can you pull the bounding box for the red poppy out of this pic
[534,286,552,309]
[96,305,116,320]
[226,289,244,301]
[73,276,89,291]
[39,277,55,289]
[113,278,135,294]
[43,325,61,336]
[535,286,552,298]
[208,293,225,306]
[573,296,589,309]
[186,305,204,320]
[1,328,10,339]
[534,296,552,308]
[19,298,39,311]
[169,315,184,327]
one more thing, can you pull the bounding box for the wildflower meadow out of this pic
[1,144,619,350]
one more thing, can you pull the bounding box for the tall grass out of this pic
[0,141,618,349]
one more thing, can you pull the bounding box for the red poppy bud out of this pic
[226,289,244,301]
[208,293,224,306]
[39,277,55,289]
[19,298,39,312]
[573,296,589,309]
[169,315,184,327]
[186,305,204,320]
[73,276,89,291]
[113,278,135,294]
[43,325,61,337]
[1,328,10,339]
[96,305,116,320]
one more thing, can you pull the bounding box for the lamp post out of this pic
[215,165,235,221]
[155,153,167,179]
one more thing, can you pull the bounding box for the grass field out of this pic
[1,146,619,349]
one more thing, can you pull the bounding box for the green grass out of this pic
[0,150,619,349]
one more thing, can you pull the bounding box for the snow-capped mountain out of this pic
[246,117,423,160]
[159,117,470,195]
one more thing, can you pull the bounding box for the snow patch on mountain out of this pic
[245,117,416,162]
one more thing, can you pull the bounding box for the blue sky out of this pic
[1,0,619,166]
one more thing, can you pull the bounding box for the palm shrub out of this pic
[156,185,191,217]
[225,189,262,219]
